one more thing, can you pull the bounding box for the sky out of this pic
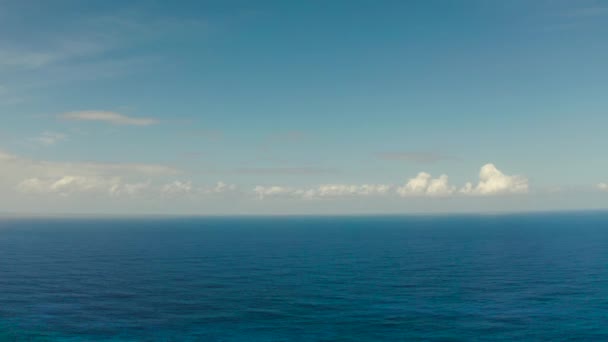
[1,0,608,215]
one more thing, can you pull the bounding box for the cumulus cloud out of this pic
[17,176,237,199]
[17,176,108,195]
[17,176,149,197]
[253,186,299,200]
[253,184,391,200]
[461,164,528,195]
[2,148,531,203]
[208,181,237,194]
[397,173,455,197]
[109,181,151,197]
[161,180,238,196]
[1,149,176,198]
[161,180,193,195]
[60,110,158,126]
[313,184,391,198]
[1,149,244,202]
[254,164,528,200]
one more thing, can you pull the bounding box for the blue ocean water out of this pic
[1,213,608,341]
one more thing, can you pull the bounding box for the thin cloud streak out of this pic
[234,167,339,175]
[60,111,159,126]
[564,6,608,18]
[376,152,458,164]
[32,131,67,146]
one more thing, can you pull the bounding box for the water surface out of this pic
[1,213,607,340]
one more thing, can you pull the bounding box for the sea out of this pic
[1,212,607,341]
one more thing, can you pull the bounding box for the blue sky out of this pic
[1,0,607,215]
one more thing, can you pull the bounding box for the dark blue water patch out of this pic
[1,213,608,340]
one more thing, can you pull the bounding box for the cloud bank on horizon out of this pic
[2,148,529,201]
[1,143,607,214]
[253,163,528,200]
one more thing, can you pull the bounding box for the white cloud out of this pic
[598,183,608,192]
[461,164,528,195]
[460,182,474,195]
[208,181,237,194]
[255,164,528,200]
[161,181,193,195]
[397,173,455,197]
[33,131,67,146]
[398,172,430,195]
[0,38,108,71]
[253,186,298,199]
[254,184,391,200]
[0,149,17,161]
[15,167,152,197]
[60,110,158,126]
[1,149,177,198]
[17,176,148,197]
[160,180,239,197]
[0,149,245,202]
[313,184,391,198]
[109,181,150,197]
[1,149,532,204]
[17,176,236,199]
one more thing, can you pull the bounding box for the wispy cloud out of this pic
[190,129,224,142]
[0,5,208,72]
[376,152,457,164]
[0,84,25,105]
[266,130,307,143]
[542,4,608,32]
[0,40,106,71]
[0,5,210,105]
[234,167,338,175]
[598,183,608,192]
[564,6,608,17]
[0,148,178,198]
[0,148,178,179]
[60,111,159,126]
[0,148,245,200]
[32,131,67,146]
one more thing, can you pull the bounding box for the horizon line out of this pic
[1,208,607,220]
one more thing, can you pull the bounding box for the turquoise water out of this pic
[1,213,608,341]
